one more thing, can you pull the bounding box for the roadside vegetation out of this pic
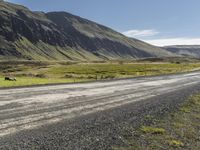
[1,60,200,87]
[113,94,200,150]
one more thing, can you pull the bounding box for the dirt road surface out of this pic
[1,72,200,149]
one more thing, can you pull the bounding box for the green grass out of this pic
[1,61,200,87]
[169,140,184,148]
[113,94,200,150]
[46,63,200,77]
[0,77,86,87]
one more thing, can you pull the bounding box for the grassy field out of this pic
[113,94,200,150]
[1,61,200,87]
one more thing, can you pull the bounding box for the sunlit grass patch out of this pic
[1,62,200,87]
[169,140,184,148]
[180,107,191,113]
[0,77,86,87]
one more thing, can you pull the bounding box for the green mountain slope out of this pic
[0,0,174,61]
[164,45,200,58]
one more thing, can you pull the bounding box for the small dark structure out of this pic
[5,77,17,81]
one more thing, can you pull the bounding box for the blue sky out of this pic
[5,0,200,46]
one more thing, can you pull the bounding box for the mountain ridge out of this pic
[0,0,174,61]
[164,45,200,58]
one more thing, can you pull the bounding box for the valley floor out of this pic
[1,61,200,87]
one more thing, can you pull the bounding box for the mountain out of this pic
[0,1,174,61]
[164,45,200,58]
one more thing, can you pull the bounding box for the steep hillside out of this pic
[0,0,174,61]
[164,45,200,58]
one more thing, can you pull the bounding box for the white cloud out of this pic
[122,29,200,46]
[122,29,159,38]
[145,38,200,46]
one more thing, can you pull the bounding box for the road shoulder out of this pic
[1,83,200,149]
[114,89,200,150]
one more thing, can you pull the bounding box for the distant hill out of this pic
[164,45,200,59]
[0,1,174,61]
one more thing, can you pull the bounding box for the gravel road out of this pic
[1,72,200,149]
